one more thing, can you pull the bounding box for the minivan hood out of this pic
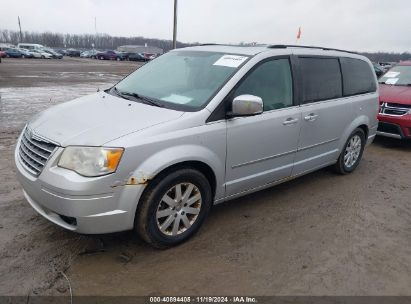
[379,84,411,105]
[28,92,184,146]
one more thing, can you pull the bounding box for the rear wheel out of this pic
[334,128,365,174]
[99,56,104,60]
[135,168,212,248]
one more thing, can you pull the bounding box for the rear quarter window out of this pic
[300,57,342,103]
[340,58,376,96]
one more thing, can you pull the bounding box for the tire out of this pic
[22,55,25,58]
[334,128,365,174]
[116,57,121,61]
[100,56,104,60]
[135,168,212,249]
[41,55,45,59]
[6,54,10,58]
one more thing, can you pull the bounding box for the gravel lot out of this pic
[0,58,410,297]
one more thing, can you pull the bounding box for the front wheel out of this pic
[334,128,365,174]
[135,168,212,248]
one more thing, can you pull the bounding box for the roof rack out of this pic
[267,44,358,54]
[198,43,267,47]
[199,43,225,46]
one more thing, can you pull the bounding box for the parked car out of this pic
[17,43,44,50]
[27,49,42,59]
[115,51,128,60]
[66,49,81,57]
[80,51,90,58]
[14,45,378,248]
[0,50,7,58]
[145,53,157,60]
[377,61,411,139]
[31,49,53,59]
[80,50,98,59]
[43,48,63,59]
[5,48,23,58]
[16,48,35,58]
[96,50,124,61]
[128,52,148,62]
[55,49,67,56]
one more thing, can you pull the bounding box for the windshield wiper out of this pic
[112,86,127,98]
[113,87,164,107]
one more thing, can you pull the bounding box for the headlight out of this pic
[58,146,124,177]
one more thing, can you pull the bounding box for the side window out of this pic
[300,57,342,103]
[233,58,293,111]
[340,58,377,96]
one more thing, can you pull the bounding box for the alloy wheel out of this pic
[156,183,202,236]
[344,135,362,168]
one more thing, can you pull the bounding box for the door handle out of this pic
[283,117,299,125]
[304,113,319,122]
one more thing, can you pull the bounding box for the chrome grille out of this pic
[18,128,57,175]
[379,102,411,116]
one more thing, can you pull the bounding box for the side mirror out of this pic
[229,95,263,117]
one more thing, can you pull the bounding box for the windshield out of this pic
[379,65,411,86]
[113,51,249,111]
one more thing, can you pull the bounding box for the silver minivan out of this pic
[15,45,379,248]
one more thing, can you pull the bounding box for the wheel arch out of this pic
[123,144,225,204]
[146,160,217,202]
[357,124,369,139]
[338,116,370,152]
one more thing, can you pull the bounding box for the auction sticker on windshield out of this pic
[213,54,248,68]
[162,94,193,104]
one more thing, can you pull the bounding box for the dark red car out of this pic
[96,50,126,61]
[377,61,411,139]
[0,50,6,63]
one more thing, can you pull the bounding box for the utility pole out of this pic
[18,16,22,43]
[93,17,97,50]
[172,0,178,49]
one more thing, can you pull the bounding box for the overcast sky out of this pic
[0,0,410,52]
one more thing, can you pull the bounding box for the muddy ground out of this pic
[0,58,410,297]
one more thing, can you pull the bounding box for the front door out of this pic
[225,58,301,197]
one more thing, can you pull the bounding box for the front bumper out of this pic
[377,114,411,139]
[14,135,145,234]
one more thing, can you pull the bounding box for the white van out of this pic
[16,43,44,50]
